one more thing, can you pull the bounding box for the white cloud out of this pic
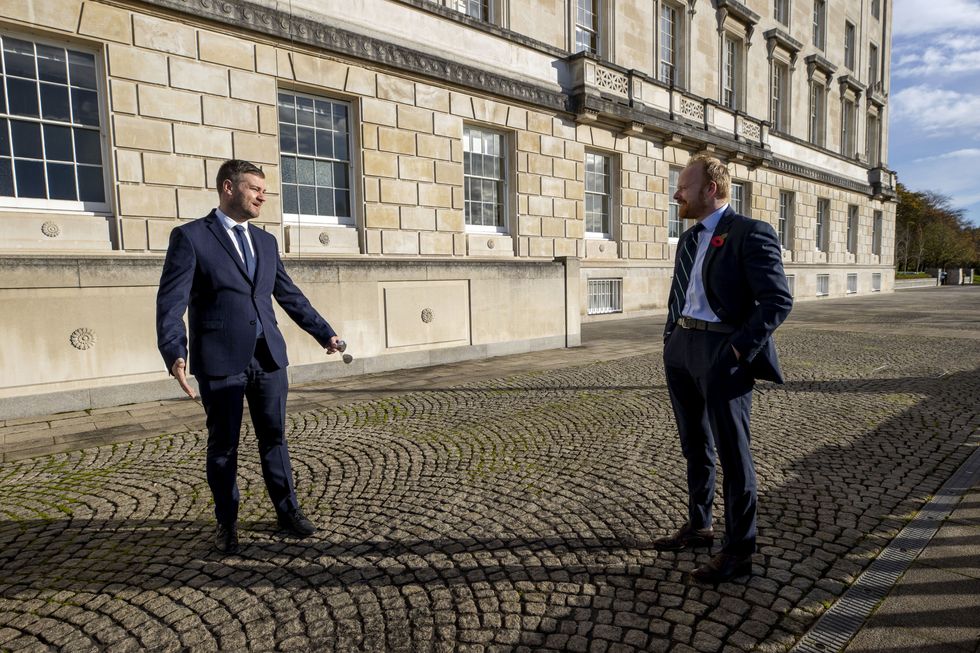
[898,148,980,219]
[891,85,980,136]
[892,42,980,78]
[912,148,980,162]
[893,0,980,37]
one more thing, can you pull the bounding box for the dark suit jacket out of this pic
[663,207,793,383]
[156,210,336,377]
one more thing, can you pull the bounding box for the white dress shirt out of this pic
[215,208,255,264]
[681,204,728,323]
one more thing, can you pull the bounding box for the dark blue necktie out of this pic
[233,224,261,336]
[233,225,255,279]
[668,223,704,325]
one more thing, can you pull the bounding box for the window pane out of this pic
[333,104,348,133]
[315,129,333,159]
[298,185,316,214]
[3,38,37,79]
[333,162,348,189]
[280,156,297,183]
[0,118,9,156]
[334,134,348,161]
[296,126,315,156]
[14,159,46,197]
[44,124,72,161]
[73,129,101,165]
[282,183,298,214]
[36,45,67,84]
[277,93,296,124]
[314,99,332,130]
[67,51,97,90]
[40,82,71,122]
[11,120,42,158]
[77,164,104,202]
[296,158,314,185]
[296,96,314,126]
[0,158,12,196]
[70,88,99,126]
[7,78,39,117]
[46,161,76,200]
[315,159,333,187]
[335,189,350,217]
[279,123,296,154]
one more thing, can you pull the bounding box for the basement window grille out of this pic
[588,278,622,315]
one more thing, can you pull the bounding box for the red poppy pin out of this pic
[710,233,729,248]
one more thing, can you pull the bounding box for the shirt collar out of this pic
[698,204,729,234]
[215,208,249,231]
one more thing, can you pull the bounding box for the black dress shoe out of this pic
[690,552,753,584]
[277,508,317,538]
[653,522,715,551]
[214,521,240,554]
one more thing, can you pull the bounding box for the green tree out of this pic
[894,183,979,271]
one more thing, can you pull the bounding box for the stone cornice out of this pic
[764,28,804,56]
[137,0,569,111]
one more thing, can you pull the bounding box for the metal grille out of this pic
[786,274,795,297]
[872,273,881,292]
[587,278,622,315]
[847,273,857,294]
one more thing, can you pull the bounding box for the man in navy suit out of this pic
[654,155,792,583]
[157,159,341,554]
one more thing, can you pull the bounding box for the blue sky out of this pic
[890,0,980,226]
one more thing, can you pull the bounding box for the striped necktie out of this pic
[668,223,704,325]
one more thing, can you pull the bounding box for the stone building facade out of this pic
[0,0,895,417]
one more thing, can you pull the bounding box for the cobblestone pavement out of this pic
[1,288,978,652]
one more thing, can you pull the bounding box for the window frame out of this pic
[846,204,859,254]
[815,197,829,252]
[722,33,743,110]
[770,59,790,133]
[573,0,602,56]
[847,273,858,294]
[816,273,830,297]
[866,112,881,166]
[668,166,682,241]
[0,31,111,214]
[657,1,683,87]
[730,181,748,216]
[584,149,614,239]
[812,0,826,50]
[872,210,883,256]
[444,0,491,21]
[277,88,356,227]
[868,42,880,87]
[778,190,794,251]
[463,123,510,234]
[844,21,856,70]
[808,80,826,147]
[587,277,623,315]
[774,0,790,26]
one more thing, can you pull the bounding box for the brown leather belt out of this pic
[676,317,737,334]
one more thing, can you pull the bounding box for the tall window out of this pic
[575,0,601,55]
[659,3,679,85]
[585,151,611,236]
[847,204,859,254]
[844,21,856,70]
[872,210,883,255]
[809,82,826,147]
[779,191,794,251]
[774,0,790,25]
[668,166,682,239]
[841,98,856,157]
[866,113,881,166]
[869,43,879,87]
[871,0,880,19]
[463,125,507,230]
[812,0,826,50]
[771,61,790,132]
[446,0,488,20]
[0,34,106,206]
[722,35,742,109]
[815,198,829,252]
[730,182,746,215]
[278,91,352,224]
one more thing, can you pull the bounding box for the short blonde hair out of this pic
[687,154,730,201]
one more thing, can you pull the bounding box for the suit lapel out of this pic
[701,206,736,281]
[248,224,263,283]
[205,211,251,282]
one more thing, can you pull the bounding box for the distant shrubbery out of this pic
[895,272,933,280]
[895,184,979,273]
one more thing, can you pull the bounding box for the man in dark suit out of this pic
[654,154,793,583]
[157,159,341,554]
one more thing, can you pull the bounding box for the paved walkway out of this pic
[0,287,978,652]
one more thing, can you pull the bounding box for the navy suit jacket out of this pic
[156,211,336,377]
[663,207,793,383]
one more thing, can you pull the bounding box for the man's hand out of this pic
[325,335,341,354]
[171,358,196,399]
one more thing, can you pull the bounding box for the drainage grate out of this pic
[791,438,980,653]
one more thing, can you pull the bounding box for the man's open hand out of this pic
[171,358,196,399]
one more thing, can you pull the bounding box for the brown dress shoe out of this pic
[653,522,715,551]
[690,552,752,584]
